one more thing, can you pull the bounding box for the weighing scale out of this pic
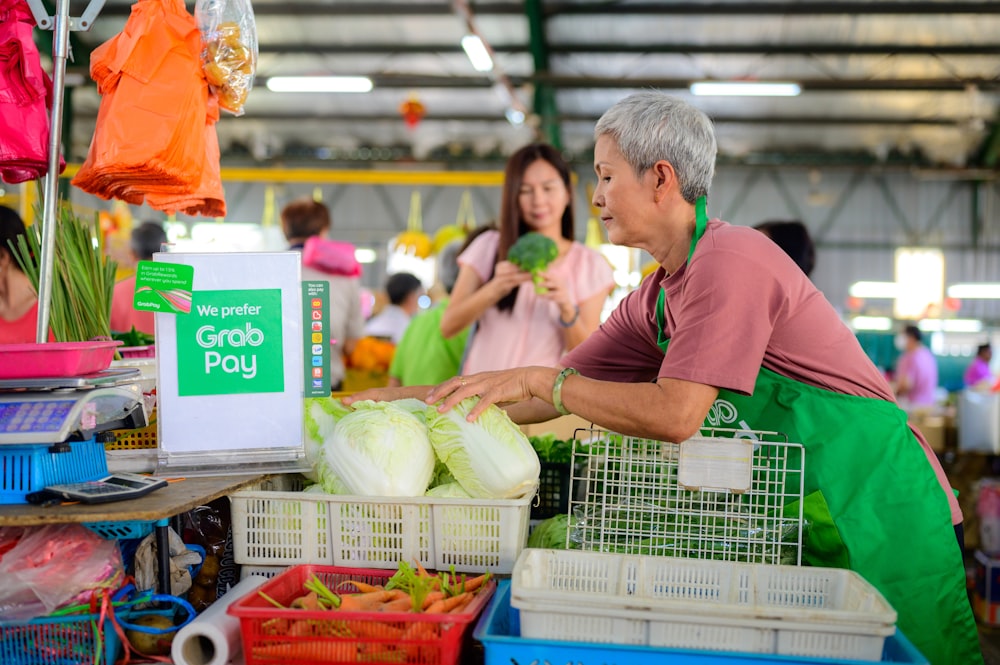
[0,368,153,502]
[0,368,147,446]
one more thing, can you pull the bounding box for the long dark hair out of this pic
[0,205,27,273]
[495,143,575,312]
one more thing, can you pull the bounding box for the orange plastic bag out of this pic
[71,0,225,217]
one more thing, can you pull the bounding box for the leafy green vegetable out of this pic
[111,326,155,347]
[426,396,540,499]
[527,513,574,549]
[528,433,574,464]
[508,232,558,292]
[303,397,354,481]
[11,204,117,343]
[318,400,435,496]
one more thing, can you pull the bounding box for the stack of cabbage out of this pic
[303,396,540,500]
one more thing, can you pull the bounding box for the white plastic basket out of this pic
[229,475,533,573]
[569,429,805,565]
[510,549,897,661]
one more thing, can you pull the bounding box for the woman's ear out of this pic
[650,160,677,201]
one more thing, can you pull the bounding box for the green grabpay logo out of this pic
[176,289,284,396]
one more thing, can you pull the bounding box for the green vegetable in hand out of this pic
[508,232,558,292]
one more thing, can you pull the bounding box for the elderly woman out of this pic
[348,92,979,664]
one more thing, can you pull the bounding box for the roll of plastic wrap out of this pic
[171,575,269,665]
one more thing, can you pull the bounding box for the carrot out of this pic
[420,591,446,610]
[380,597,413,613]
[289,590,322,610]
[339,580,383,594]
[461,573,491,593]
[413,559,433,578]
[338,590,394,611]
[448,594,476,614]
[253,640,355,660]
[344,619,405,640]
[425,592,471,614]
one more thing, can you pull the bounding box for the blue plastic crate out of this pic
[0,438,107,504]
[83,519,159,540]
[474,582,929,665]
[0,610,122,665]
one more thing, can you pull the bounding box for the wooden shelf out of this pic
[0,474,269,527]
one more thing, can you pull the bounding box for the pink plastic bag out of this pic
[302,235,362,277]
[0,524,124,620]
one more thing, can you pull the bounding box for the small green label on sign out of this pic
[134,261,194,314]
[303,281,330,397]
[176,289,284,396]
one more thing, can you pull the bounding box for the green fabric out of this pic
[387,300,469,386]
[648,202,982,665]
[783,490,849,569]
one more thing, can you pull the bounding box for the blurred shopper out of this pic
[754,219,815,278]
[0,205,51,343]
[110,220,167,336]
[364,272,423,344]
[281,197,364,392]
[387,229,489,387]
[441,143,614,373]
[964,343,994,389]
[894,324,939,408]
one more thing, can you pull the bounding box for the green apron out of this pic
[651,198,981,665]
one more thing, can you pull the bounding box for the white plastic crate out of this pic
[510,549,897,662]
[569,429,805,565]
[229,475,533,573]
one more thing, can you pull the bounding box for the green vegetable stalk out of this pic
[10,204,117,344]
[508,232,558,293]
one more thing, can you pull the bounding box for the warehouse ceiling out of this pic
[56,0,1000,168]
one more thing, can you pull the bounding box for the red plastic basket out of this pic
[228,564,495,665]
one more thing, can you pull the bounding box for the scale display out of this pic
[0,386,146,445]
[0,400,76,435]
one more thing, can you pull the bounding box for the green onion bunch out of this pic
[10,204,117,343]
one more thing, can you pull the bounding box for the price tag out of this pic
[678,437,753,493]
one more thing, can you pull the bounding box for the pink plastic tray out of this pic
[0,340,123,379]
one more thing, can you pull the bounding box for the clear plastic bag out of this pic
[195,0,257,116]
[0,524,125,620]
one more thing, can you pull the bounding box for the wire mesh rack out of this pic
[567,427,805,565]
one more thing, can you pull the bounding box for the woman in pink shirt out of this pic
[0,205,52,343]
[440,143,614,373]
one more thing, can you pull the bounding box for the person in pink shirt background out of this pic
[894,324,940,408]
[441,143,614,373]
[110,221,167,336]
[964,343,994,389]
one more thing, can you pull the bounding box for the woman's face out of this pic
[517,158,570,233]
[592,135,651,249]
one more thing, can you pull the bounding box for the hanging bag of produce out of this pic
[195,0,258,116]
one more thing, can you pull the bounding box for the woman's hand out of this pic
[426,366,557,421]
[488,261,532,300]
[342,385,431,405]
[535,271,576,321]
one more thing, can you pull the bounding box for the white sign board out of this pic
[153,252,306,475]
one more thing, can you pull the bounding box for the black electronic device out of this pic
[35,472,167,504]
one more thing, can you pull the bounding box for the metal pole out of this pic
[35,0,71,343]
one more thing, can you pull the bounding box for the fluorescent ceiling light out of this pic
[918,318,984,333]
[689,81,801,97]
[354,248,377,264]
[850,316,893,332]
[461,34,493,72]
[504,108,525,126]
[848,281,898,299]
[947,283,1000,299]
[894,247,943,320]
[266,76,373,93]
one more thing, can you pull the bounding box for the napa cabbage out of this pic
[319,400,435,496]
[426,397,540,499]
[303,397,353,480]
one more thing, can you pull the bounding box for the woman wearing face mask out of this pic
[439,143,614,373]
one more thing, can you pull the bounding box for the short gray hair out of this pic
[594,91,717,204]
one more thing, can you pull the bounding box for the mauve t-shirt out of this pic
[563,219,961,525]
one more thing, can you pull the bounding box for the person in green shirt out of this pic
[388,228,487,386]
